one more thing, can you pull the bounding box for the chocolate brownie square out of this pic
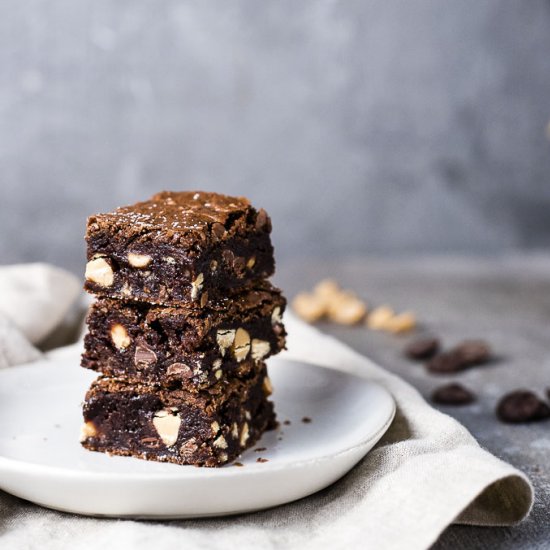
[80,365,276,467]
[81,283,286,389]
[84,191,275,306]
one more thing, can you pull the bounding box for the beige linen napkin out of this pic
[0,264,533,550]
[0,263,80,368]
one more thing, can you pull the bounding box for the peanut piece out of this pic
[190,273,204,300]
[367,305,396,330]
[79,421,97,442]
[291,292,326,323]
[85,257,114,287]
[216,329,236,356]
[251,339,270,361]
[127,252,152,268]
[232,328,251,362]
[327,293,367,325]
[110,323,131,349]
[153,410,181,447]
[385,311,417,334]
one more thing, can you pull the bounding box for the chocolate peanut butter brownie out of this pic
[84,191,275,306]
[81,283,286,388]
[80,365,276,467]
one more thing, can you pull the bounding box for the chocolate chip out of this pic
[453,340,491,366]
[496,390,550,423]
[134,340,157,368]
[431,383,476,405]
[426,351,465,373]
[166,362,193,379]
[426,339,492,374]
[301,416,312,424]
[256,457,269,463]
[405,337,440,360]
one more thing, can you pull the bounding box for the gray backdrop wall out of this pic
[1,0,550,273]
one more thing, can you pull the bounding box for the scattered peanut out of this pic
[326,291,367,325]
[366,305,395,330]
[385,311,417,334]
[291,292,326,323]
[292,278,418,334]
[292,279,367,325]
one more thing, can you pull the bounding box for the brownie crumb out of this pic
[254,447,267,452]
[427,339,491,374]
[283,420,291,426]
[496,391,550,423]
[234,462,244,467]
[256,457,269,463]
[432,383,476,406]
[405,337,440,361]
[301,416,312,424]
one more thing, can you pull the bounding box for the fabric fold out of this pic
[0,265,534,550]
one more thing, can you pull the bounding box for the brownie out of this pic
[84,191,275,306]
[80,365,276,467]
[81,283,286,389]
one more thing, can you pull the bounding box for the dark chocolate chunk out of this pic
[453,340,491,366]
[426,339,491,374]
[405,337,440,361]
[496,390,550,423]
[134,340,157,368]
[431,383,476,405]
[426,352,465,374]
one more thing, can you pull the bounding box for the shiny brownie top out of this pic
[86,191,272,245]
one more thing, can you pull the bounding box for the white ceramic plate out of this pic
[0,353,395,518]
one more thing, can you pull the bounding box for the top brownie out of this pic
[84,191,275,306]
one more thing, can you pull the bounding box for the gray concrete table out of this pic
[275,255,550,549]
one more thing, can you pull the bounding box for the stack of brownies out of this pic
[79,191,286,467]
